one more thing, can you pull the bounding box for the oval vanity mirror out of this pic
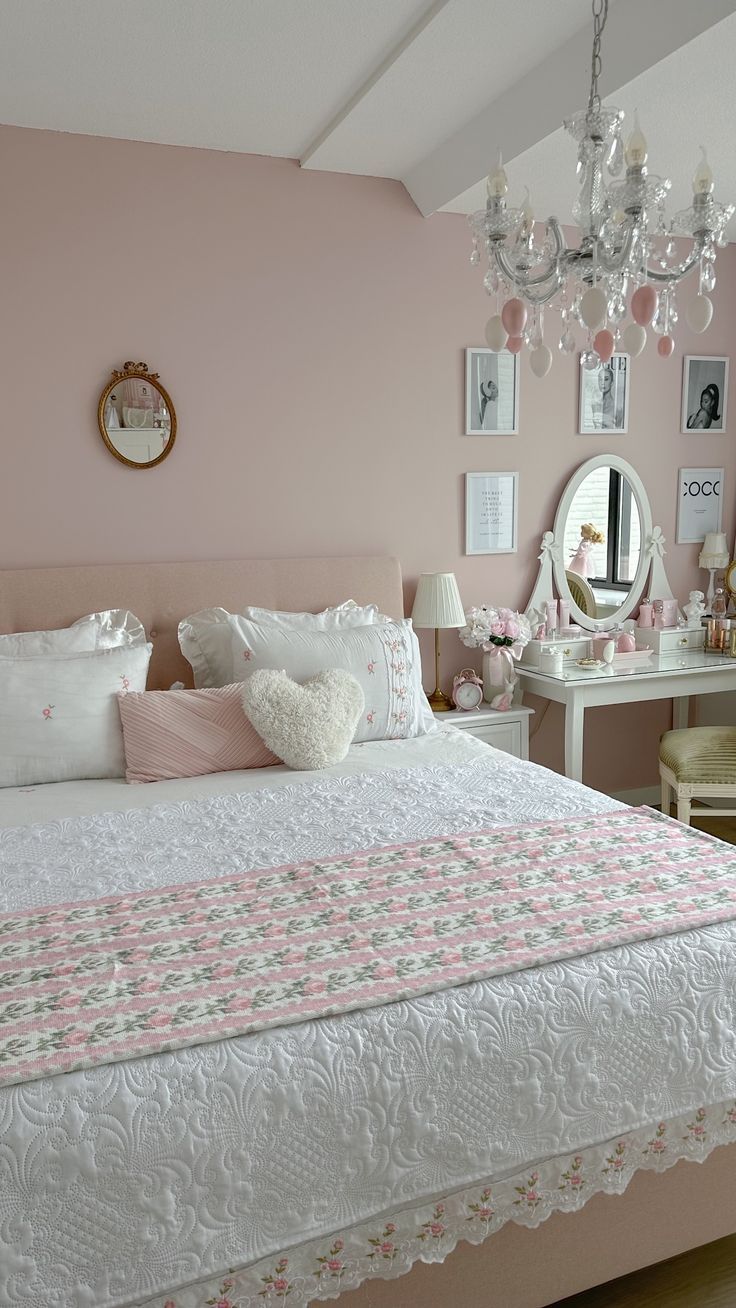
[98,362,177,469]
[554,455,650,627]
[526,454,676,632]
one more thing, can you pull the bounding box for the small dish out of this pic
[575,657,604,670]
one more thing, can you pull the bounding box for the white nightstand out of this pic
[434,705,534,760]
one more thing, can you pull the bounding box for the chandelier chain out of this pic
[588,0,608,113]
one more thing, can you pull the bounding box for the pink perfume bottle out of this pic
[638,600,653,628]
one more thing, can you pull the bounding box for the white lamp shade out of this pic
[411,572,466,629]
[699,532,730,568]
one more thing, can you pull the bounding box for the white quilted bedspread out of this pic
[2,743,736,1308]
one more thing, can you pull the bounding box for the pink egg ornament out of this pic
[506,335,524,355]
[593,329,615,364]
[501,297,528,337]
[631,284,658,327]
[657,334,674,358]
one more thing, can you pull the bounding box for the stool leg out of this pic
[677,787,691,826]
[660,774,670,817]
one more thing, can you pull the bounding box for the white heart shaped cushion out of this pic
[241,669,365,770]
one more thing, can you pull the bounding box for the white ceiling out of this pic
[1,0,736,230]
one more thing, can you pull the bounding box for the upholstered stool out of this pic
[659,727,736,825]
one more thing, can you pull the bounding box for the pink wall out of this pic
[2,124,735,793]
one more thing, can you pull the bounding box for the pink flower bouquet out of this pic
[459,606,531,659]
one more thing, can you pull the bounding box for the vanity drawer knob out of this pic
[678,636,688,646]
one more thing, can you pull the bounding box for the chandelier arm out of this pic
[593,222,639,276]
[644,238,707,284]
[492,219,564,291]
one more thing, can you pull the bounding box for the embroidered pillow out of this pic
[229,617,433,743]
[0,644,152,788]
[179,602,385,689]
[118,683,279,783]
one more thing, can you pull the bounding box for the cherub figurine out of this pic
[682,589,706,629]
[568,522,605,579]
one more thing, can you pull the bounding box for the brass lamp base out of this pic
[427,687,453,712]
[426,626,454,711]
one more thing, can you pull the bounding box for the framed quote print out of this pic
[465,471,519,554]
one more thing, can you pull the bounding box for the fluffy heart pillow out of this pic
[241,669,365,770]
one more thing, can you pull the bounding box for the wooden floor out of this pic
[550,1234,736,1307]
[553,811,736,1307]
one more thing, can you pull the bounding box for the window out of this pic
[564,467,641,590]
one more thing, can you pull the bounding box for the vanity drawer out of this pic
[521,637,591,668]
[635,626,705,653]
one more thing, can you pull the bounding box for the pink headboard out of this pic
[0,555,404,689]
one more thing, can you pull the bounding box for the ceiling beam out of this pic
[403,0,736,216]
[300,0,451,168]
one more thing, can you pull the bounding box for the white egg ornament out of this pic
[529,344,553,378]
[686,294,714,334]
[580,286,608,331]
[622,322,647,358]
[484,314,508,352]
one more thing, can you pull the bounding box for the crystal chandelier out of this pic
[468,0,734,377]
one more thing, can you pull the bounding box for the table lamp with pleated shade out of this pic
[699,532,730,609]
[411,572,466,711]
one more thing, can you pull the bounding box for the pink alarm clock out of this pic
[452,668,484,711]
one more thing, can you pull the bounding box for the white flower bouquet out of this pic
[459,605,531,658]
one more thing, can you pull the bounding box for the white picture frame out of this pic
[579,352,630,434]
[465,348,520,435]
[681,356,729,434]
[465,471,519,555]
[676,466,725,544]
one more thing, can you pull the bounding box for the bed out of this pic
[2,555,736,1308]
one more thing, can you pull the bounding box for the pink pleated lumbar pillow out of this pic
[117,683,279,783]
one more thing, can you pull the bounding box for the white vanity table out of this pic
[519,452,734,783]
[518,651,736,783]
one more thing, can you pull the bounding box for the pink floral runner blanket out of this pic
[3,806,736,1087]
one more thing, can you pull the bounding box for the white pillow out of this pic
[243,600,383,629]
[229,617,433,743]
[0,644,152,787]
[179,602,386,689]
[0,609,146,658]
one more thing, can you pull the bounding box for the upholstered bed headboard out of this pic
[0,556,404,689]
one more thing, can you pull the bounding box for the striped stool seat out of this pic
[659,727,736,825]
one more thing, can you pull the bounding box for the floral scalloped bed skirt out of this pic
[139,1099,736,1308]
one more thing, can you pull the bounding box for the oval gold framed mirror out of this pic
[97,361,177,469]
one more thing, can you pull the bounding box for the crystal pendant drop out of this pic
[483,267,499,294]
[559,328,576,354]
[665,239,676,258]
[607,133,624,177]
[581,349,600,371]
[702,264,717,292]
[652,302,667,335]
[608,293,626,324]
[470,247,480,266]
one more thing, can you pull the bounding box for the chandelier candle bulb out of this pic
[624,112,648,168]
[693,148,714,196]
